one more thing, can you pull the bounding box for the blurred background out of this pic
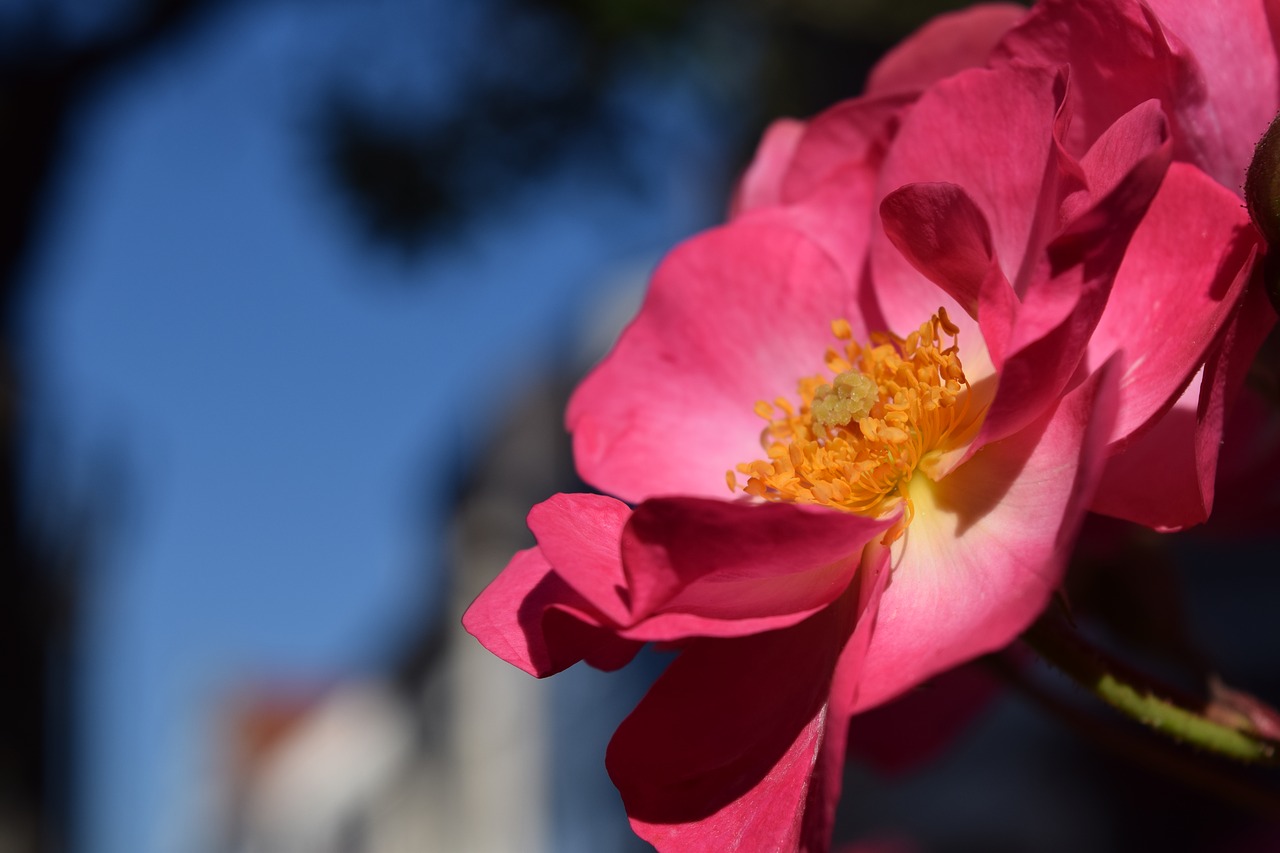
[5,0,1280,852]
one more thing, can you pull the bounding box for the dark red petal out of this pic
[618,498,892,641]
[880,181,1006,321]
[607,576,868,852]
[802,545,893,851]
[462,547,642,677]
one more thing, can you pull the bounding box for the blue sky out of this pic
[19,2,735,850]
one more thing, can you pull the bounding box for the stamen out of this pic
[730,310,984,541]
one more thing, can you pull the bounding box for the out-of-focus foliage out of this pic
[319,0,997,255]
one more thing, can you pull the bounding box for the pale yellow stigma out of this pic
[812,371,878,434]
[728,309,980,542]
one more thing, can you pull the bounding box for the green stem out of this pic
[986,653,1280,819]
[1022,608,1279,765]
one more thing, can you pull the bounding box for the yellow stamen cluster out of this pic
[728,309,974,537]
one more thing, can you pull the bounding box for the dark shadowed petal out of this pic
[880,181,1010,323]
[801,545,892,851]
[607,560,882,853]
[619,498,894,642]
[462,547,643,677]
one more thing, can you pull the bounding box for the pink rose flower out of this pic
[465,2,1277,850]
[988,0,1280,531]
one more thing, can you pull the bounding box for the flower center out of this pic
[727,309,978,541]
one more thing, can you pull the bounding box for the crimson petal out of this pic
[608,561,882,853]
[462,547,643,678]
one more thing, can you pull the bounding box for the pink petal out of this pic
[1088,162,1258,447]
[528,492,633,625]
[994,0,1280,188]
[1090,375,1205,530]
[1060,98,1171,225]
[731,118,807,216]
[870,65,1067,339]
[965,102,1170,451]
[619,498,894,642]
[879,181,1012,325]
[780,94,913,205]
[607,575,872,852]
[1142,0,1280,190]
[866,3,1028,96]
[568,215,856,503]
[461,546,643,678]
[853,357,1120,712]
[991,0,1194,159]
[1092,278,1277,529]
[803,545,892,851]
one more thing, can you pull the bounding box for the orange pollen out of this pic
[728,309,975,541]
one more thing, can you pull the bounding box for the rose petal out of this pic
[529,492,633,625]
[1090,374,1205,530]
[1143,0,1280,189]
[569,216,856,503]
[780,94,913,205]
[731,118,807,216]
[1060,98,1170,225]
[1088,162,1258,448]
[871,65,1068,339]
[992,0,1193,158]
[803,544,892,850]
[854,356,1120,711]
[879,181,1010,324]
[607,572,871,852]
[966,104,1170,451]
[866,3,1029,97]
[462,547,643,678]
[619,498,894,642]
[1092,278,1277,529]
